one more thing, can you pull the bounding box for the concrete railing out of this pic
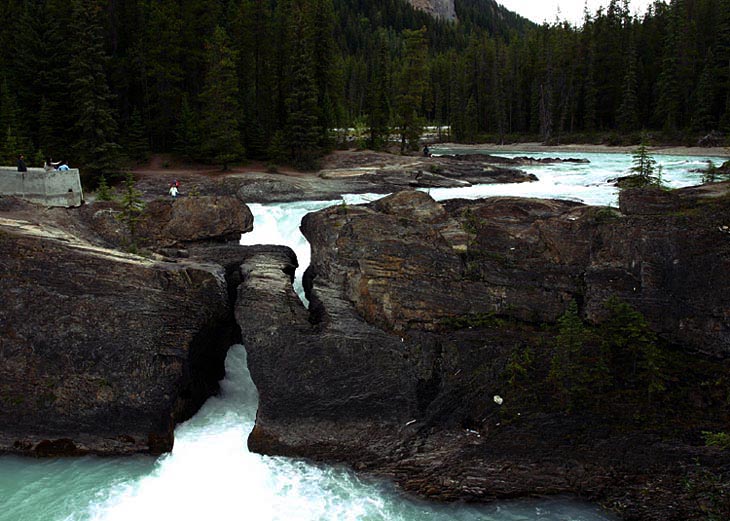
[0,167,84,207]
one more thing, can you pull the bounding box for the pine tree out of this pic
[601,298,666,397]
[138,0,184,151]
[306,0,339,148]
[631,138,658,186]
[549,301,610,408]
[655,0,684,131]
[68,0,121,185]
[175,95,200,161]
[285,8,321,169]
[199,27,244,170]
[124,109,150,164]
[693,52,716,131]
[116,173,145,248]
[617,43,639,131]
[96,174,113,201]
[395,27,428,153]
[231,0,275,158]
[464,95,479,142]
[366,30,392,150]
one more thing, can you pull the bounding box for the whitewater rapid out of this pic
[1,149,725,521]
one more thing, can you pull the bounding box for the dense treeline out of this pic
[0,0,728,184]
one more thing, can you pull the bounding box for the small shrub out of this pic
[96,175,113,201]
[703,431,730,450]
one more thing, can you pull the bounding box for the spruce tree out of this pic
[116,173,145,249]
[631,138,658,186]
[96,174,113,201]
[68,0,121,185]
[395,28,428,153]
[617,43,639,131]
[464,95,479,142]
[199,27,244,170]
[231,0,275,158]
[175,95,201,161]
[306,0,339,148]
[285,8,321,169]
[124,109,150,164]
[693,53,716,131]
[366,30,392,150]
[656,1,683,131]
[139,0,184,151]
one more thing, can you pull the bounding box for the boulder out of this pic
[81,195,253,250]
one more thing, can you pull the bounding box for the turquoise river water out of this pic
[2,149,726,520]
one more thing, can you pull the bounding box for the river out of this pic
[1,149,725,521]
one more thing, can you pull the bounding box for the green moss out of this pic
[589,206,621,223]
[439,312,506,330]
[703,431,730,450]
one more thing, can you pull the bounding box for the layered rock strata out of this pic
[0,195,256,455]
[239,185,730,519]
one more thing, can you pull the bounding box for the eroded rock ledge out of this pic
[0,195,259,456]
[239,185,730,520]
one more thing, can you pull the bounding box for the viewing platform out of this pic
[0,167,84,207]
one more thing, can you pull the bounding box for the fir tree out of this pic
[601,298,666,398]
[0,78,29,159]
[395,28,428,153]
[116,173,144,247]
[630,138,659,186]
[549,301,610,409]
[306,0,339,148]
[617,43,639,131]
[285,8,321,169]
[464,95,479,142]
[68,0,121,185]
[174,95,200,161]
[124,109,150,164]
[366,30,392,150]
[96,174,113,201]
[199,27,244,170]
[656,1,683,131]
[138,0,184,151]
[693,53,716,131]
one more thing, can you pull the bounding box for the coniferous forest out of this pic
[0,0,729,184]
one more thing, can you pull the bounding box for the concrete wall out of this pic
[0,167,84,207]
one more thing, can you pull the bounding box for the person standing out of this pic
[169,185,179,198]
[17,154,27,172]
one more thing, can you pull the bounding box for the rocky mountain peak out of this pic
[407,0,456,20]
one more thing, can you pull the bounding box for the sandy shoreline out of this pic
[432,142,730,158]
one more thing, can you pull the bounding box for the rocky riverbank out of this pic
[130,150,537,204]
[239,184,730,520]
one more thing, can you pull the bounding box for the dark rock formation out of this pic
[80,195,252,250]
[239,187,730,519]
[0,220,239,455]
[0,193,262,456]
[440,153,590,165]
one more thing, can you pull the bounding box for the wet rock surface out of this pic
[239,186,730,520]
